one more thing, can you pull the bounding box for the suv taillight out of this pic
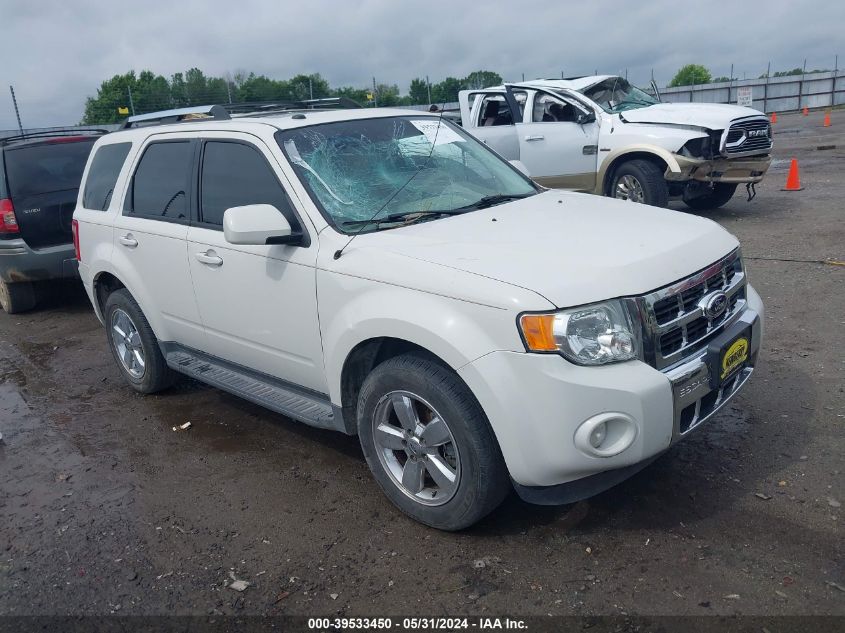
[71,219,81,261]
[0,198,19,234]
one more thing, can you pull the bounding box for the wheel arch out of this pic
[597,147,680,196]
[93,270,127,320]
[338,336,465,436]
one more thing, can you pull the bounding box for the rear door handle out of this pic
[524,135,545,141]
[195,251,223,267]
[118,234,138,248]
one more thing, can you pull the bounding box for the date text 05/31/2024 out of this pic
[307,617,528,630]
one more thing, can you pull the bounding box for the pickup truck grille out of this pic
[722,118,772,157]
[637,250,746,371]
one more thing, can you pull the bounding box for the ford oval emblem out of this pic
[703,291,729,320]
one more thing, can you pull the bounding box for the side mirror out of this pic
[223,204,300,246]
[509,160,531,177]
[576,111,596,125]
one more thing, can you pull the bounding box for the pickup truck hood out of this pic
[621,103,765,130]
[357,190,739,308]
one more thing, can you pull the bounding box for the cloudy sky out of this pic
[1,0,842,129]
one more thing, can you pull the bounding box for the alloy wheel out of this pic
[615,174,645,202]
[110,308,146,379]
[371,391,461,506]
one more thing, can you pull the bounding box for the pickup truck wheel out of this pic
[103,289,175,394]
[683,183,738,210]
[0,280,36,314]
[611,160,669,207]
[357,353,509,530]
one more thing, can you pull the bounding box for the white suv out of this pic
[73,104,764,530]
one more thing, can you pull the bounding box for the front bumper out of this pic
[0,238,78,284]
[458,285,764,501]
[669,155,772,184]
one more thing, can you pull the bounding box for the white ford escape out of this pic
[73,103,763,530]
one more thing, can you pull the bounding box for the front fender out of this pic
[317,269,534,406]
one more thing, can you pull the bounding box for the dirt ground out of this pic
[0,111,842,618]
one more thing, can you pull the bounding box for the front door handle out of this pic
[195,251,223,267]
[118,234,138,248]
[524,134,545,141]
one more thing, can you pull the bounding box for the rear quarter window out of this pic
[82,142,132,211]
[5,139,97,198]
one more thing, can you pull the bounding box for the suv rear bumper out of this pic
[0,238,78,284]
[669,155,772,184]
[458,285,763,500]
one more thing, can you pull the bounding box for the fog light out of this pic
[574,413,638,458]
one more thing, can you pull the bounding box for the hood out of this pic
[621,103,765,130]
[348,191,739,308]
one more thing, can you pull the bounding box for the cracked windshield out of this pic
[277,116,536,233]
[577,77,658,113]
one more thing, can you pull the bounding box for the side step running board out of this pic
[163,346,343,433]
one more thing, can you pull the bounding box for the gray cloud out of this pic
[1,0,841,129]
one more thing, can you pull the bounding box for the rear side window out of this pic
[127,141,193,221]
[5,139,96,198]
[200,141,296,227]
[82,142,132,211]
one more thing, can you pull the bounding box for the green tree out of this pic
[462,70,502,90]
[81,70,171,124]
[409,77,430,105]
[375,83,401,107]
[333,86,370,106]
[431,77,463,104]
[712,76,731,83]
[287,73,331,101]
[668,64,712,87]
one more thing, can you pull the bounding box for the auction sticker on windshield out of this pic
[411,119,464,146]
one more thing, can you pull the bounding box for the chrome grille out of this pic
[638,250,747,371]
[722,118,772,157]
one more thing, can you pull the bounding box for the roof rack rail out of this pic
[121,105,231,129]
[0,128,109,146]
[223,97,362,117]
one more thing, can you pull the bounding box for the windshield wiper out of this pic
[341,209,469,228]
[453,192,534,211]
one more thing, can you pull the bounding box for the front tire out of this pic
[611,159,669,207]
[357,353,509,530]
[0,280,36,314]
[103,289,175,394]
[683,183,738,210]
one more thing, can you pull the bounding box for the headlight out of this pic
[518,300,639,365]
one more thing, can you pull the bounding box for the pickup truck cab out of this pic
[459,76,773,209]
[74,104,763,530]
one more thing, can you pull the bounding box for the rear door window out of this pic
[126,141,193,221]
[199,141,297,229]
[82,142,132,211]
[5,139,97,198]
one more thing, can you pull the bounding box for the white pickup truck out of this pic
[74,104,763,530]
[459,76,773,209]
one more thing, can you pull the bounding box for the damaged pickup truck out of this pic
[458,75,773,209]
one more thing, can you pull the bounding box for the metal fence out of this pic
[658,70,844,113]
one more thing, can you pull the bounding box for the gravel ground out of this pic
[0,111,842,618]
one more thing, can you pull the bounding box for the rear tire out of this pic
[357,353,510,530]
[0,280,36,314]
[611,159,669,208]
[683,183,738,210]
[103,289,176,394]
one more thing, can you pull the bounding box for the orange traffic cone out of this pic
[782,158,803,191]
[771,112,778,123]
[802,106,809,116]
[823,111,831,127]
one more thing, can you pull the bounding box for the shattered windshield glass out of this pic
[577,77,658,113]
[276,116,537,233]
